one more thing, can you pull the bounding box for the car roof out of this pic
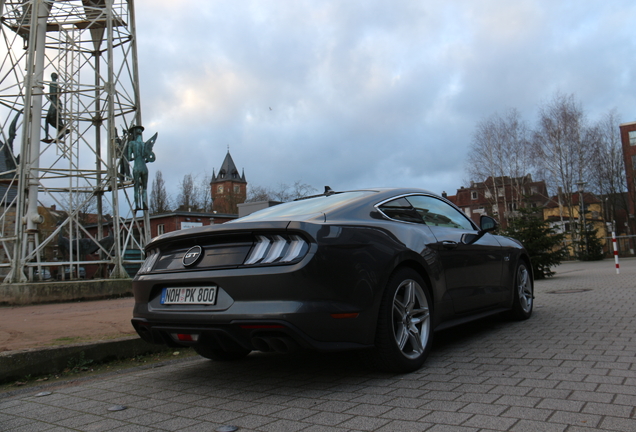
[147,187,452,246]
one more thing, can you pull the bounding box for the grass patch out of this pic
[45,333,138,347]
[0,348,198,394]
[51,336,86,343]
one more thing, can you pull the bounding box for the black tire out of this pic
[505,261,533,321]
[370,268,433,373]
[194,344,251,361]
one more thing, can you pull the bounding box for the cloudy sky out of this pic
[133,0,636,199]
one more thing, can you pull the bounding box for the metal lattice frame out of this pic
[0,0,150,283]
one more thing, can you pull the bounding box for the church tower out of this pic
[210,151,247,214]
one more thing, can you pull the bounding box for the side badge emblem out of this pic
[183,245,203,267]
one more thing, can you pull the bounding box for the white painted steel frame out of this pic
[0,0,149,283]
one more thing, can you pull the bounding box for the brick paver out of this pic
[1,259,635,431]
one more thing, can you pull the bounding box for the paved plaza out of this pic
[1,259,635,432]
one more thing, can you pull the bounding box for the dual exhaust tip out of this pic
[251,335,300,353]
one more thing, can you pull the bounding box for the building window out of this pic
[157,224,165,235]
[463,208,471,217]
[629,131,636,146]
[471,191,478,200]
[234,185,240,194]
[484,190,492,198]
[217,185,224,193]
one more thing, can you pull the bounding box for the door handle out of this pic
[441,240,458,250]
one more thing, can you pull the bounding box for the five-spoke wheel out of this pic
[371,268,433,372]
[392,278,431,360]
[505,261,533,320]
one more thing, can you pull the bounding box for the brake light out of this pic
[172,333,199,342]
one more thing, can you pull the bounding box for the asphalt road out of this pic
[1,259,635,432]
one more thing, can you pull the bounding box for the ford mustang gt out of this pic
[131,188,533,372]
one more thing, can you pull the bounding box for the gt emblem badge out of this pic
[182,245,203,267]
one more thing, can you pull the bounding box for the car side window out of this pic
[405,195,475,230]
[377,197,423,224]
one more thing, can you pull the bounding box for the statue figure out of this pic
[126,125,157,211]
[115,128,131,180]
[0,110,21,177]
[44,72,69,142]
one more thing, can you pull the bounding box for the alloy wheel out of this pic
[392,279,430,359]
[517,265,533,313]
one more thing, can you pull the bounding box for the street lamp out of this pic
[577,180,587,256]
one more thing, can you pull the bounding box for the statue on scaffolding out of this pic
[115,128,131,180]
[44,72,69,143]
[126,125,157,211]
[0,110,21,177]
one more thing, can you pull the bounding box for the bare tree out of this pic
[245,181,316,203]
[589,109,628,227]
[533,93,593,195]
[532,92,597,249]
[56,191,108,226]
[176,174,200,211]
[467,108,533,226]
[246,185,271,202]
[196,173,213,212]
[289,181,317,200]
[149,170,171,214]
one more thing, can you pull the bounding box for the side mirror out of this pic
[480,215,498,233]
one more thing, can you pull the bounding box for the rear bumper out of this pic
[131,317,373,353]
[132,225,400,352]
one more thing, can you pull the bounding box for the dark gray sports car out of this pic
[132,188,533,372]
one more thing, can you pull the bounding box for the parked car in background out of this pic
[34,268,52,281]
[58,266,86,280]
[132,188,533,372]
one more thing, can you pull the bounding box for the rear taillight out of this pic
[244,234,308,265]
[138,249,160,274]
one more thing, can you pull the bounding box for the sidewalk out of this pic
[2,258,635,431]
[0,296,137,353]
[3,258,633,353]
[0,296,153,383]
[1,258,633,383]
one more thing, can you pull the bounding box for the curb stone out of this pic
[0,335,168,383]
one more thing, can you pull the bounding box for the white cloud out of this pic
[134,0,636,199]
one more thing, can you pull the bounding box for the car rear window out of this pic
[235,191,374,221]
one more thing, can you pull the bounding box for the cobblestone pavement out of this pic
[1,259,635,432]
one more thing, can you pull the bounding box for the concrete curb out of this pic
[0,279,133,305]
[0,336,169,383]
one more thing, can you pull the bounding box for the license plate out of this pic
[160,287,217,305]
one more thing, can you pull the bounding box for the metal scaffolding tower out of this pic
[0,0,150,283]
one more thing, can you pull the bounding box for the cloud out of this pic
[134,0,636,200]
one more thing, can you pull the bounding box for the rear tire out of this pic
[505,261,533,321]
[194,344,251,361]
[370,268,433,373]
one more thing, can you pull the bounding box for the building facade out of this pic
[543,192,607,257]
[447,175,549,229]
[210,151,247,214]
